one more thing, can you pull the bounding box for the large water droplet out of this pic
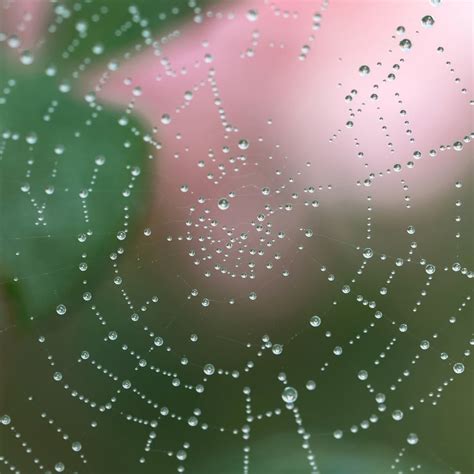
[282,386,298,403]
[218,198,230,210]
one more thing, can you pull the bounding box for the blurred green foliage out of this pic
[48,0,215,66]
[0,68,148,321]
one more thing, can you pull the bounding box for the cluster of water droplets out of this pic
[0,0,472,473]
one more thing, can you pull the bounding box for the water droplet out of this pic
[203,363,215,375]
[1,415,11,425]
[75,20,88,33]
[80,351,89,360]
[272,344,283,355]
[218,198,230,210]
[72,441,82,452]
[399,39,412,51]
[392,409,404,421]
[420,340,430,350]
[310,315,321,327]
[7,35,20,49]
[425,264,436,275]
[246,9,258,22]
[238,139,249,150]
[282,386,298,403]
[453,362,464,374]
[357,370,368,381]
[20,50,34,65]
[177,450,187,461]
[421,15,435,27]
[92,43,104,55]
[363,248,374,259]
[53,371,63,382]
[26,132,38,144]
[46,65,57,76]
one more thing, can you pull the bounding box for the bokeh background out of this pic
[0,0,472,473]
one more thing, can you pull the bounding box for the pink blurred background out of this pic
[2,0,473,313]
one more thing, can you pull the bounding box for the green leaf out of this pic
[0,63,150,322]
[46,0,216,67]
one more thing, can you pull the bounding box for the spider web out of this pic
[0,0,472,473]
